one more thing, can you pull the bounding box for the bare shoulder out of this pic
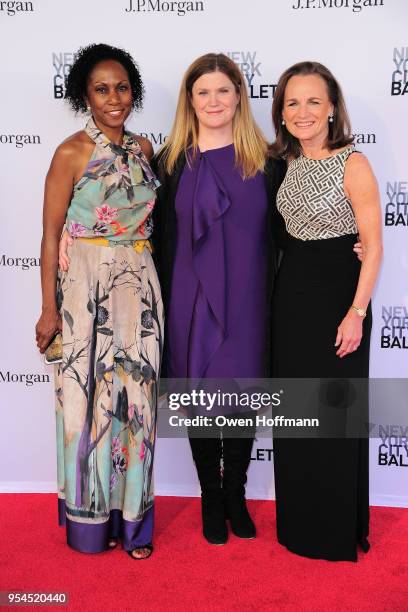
[345,151,376,182]
[57,130,93,158]
[346,150,372,170]
[48,130,95,182]
[49,130,93,172]
[134,134,154,161]
[344,151,378,199]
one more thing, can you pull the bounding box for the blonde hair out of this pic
[160,53,268,178]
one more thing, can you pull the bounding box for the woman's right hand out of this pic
[59,230,74,271]
[35,310,62,353]
[353,240,364,262]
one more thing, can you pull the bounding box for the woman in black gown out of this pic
[270,62,382,561]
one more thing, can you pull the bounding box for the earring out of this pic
[328,114,334,123]
[281,118,285,126]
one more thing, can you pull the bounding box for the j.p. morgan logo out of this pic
[0,255,40,270]
[52,52,74,100]
[378,426,408,467]
[352,132,376,145]
[391,47,408,96]
[384,181,408,227]
[0,134,40,148]
[0,371,50,386]
[0,1,33,15]
[125,0,204,15]
[292,0,384,12]
[381,306,408,350]
[138,132,167,147]
[226,52,277,99]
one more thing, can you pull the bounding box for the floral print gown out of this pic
[55,118,163,553]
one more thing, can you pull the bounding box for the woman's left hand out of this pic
[353,241,364,262]
[335,310,364,358]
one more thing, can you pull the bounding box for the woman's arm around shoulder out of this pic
[135,134,154,162]
[265,155,287,188]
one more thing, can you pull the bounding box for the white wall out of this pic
[0,0,407,505]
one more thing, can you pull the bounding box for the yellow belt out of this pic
[77,237,152,254]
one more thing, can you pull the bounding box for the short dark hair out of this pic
[65,43,144,113]
[269,61,353,159]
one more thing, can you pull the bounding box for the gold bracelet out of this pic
[351,305,366,318]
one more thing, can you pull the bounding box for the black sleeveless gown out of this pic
[271,147,372,561]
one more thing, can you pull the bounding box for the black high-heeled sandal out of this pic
[359,537,370,553]
[108,538,119,550]
[127,544,153,560]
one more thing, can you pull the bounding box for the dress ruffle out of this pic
[188,153,231,378]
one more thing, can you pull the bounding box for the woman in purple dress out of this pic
[153,53,286,544]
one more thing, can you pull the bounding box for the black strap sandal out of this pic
[127,544,153,560]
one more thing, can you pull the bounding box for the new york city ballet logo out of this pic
[125,0,204,15]
[52,52,74,100]
[0,1,34,15]
[0,133,40,148]
[0,371,50,386]
[384,180,408,227]
[251,448,273,462]
[380,306,408,350]
[0,254,40,270]
[292,0,384,12]
[391,47,408,96]
[378,426,408,467]
[226,51,277,100]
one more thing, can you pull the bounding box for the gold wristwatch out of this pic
[351,305,366,318]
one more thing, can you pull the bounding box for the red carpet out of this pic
[0,495,407,611]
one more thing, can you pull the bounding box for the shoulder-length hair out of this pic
[269,61,353,159]
[160,53,267,178]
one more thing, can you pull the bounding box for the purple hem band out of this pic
[66,516,110,554]
[58,497,154,553]
[58,498,66,527]
[122,506,154,552]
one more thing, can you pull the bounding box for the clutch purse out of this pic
[44,332,63,365]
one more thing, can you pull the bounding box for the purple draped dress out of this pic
[165,145,269,380]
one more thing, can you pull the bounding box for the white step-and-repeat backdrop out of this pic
[0,0,407,506]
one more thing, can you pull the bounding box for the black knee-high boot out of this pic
[188,434,228,545]
[222,435,256,538]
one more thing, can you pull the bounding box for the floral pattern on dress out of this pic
[56,243,163,523]
[66,117,160,243]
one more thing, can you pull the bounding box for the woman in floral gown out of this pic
[35,44,163,560]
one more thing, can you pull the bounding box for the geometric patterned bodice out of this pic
[276,146,358,240]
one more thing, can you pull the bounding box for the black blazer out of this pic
[150,153,287,375]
